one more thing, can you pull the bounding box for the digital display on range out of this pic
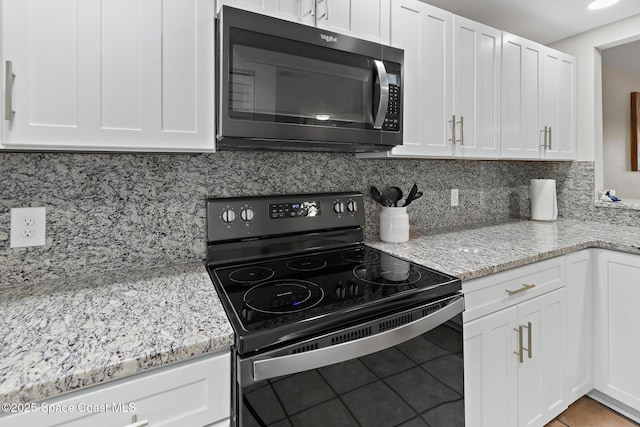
[270,201,321,219]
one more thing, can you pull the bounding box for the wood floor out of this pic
[545,397,639,427]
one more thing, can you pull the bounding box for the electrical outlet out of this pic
[451,189,459,207]
[10,207,46,248]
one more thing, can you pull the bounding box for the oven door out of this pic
[217,6,403,151]
[236,294,464,427]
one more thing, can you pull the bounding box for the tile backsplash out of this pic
[1,151,638,287]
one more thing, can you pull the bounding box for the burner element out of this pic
[353,255,422,286]
[287,257,327,272]
[243,280,325,314]
[341,248,380,263]
[229,266,275,284]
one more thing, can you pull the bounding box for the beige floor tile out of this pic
[557,397,639,427]
[545,419,568,427]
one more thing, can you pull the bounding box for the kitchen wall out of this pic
[1,151,638,288]
[602,64,640,199]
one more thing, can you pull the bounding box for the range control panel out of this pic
[207,192,365,243]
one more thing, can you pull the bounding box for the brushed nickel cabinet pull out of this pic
[449,115,457,145]
[526,321,532,359]
[547,126,552,150]
[506,283,536,296]
[303,0,315,17]
[317,0,328,20]
[5,61,15,121]
[125,415,149,427]
[514,322,532,363]
[457,115,464,145]
[514,325,524,363]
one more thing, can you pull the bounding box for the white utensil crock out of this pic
[379,206,409,243]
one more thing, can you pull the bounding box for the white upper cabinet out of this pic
[358,1,501,159]
[387,0,453,158]
[452,15,501,159]
[501,33,544,159]
[1,0,215,152]
[217,0,389,43]
[542,48,576,160]
[218,0,316,25]
[501,33,576,160]
[315,0,390,44]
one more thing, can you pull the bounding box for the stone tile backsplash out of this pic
[1,151,638,287]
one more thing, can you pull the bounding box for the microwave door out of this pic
[372,60,390,130]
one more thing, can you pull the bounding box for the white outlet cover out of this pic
[10,207,46,248]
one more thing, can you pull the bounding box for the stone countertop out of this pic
[0,263,233,406]
[3,218,639,407]
[366,218,640,281]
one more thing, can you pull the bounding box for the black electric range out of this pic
[205,192,461,356]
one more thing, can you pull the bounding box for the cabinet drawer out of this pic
[463,256,565,322]
[0,351,230,427]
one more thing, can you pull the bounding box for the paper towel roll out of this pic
[530,179,557,221]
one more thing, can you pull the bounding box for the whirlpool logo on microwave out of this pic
[320,34,338,43]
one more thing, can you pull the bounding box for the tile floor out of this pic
[546,397,639,427]
[241,322,464,427]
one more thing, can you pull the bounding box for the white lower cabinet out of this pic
[594,250,640,413]
[463,257,568,427]
[0,352,231,427]
[565,250,593,403]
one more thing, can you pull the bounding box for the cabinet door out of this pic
[386,0,453,157]
[501,33,544,159]
[517,288,567,427]
[218,0,315,24]
[1,0,215,152]
[464,306,519,427]
[0,353,230,427]
[565,250,593,403]
[315,0,390,43]
[453,16,501,159]
[595,250,640,412]
[541,48,576,160]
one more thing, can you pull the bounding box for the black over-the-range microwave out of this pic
[216,6,404,152]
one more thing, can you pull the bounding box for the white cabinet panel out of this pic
[0,352,231,427]
[1,0,215,152]
[163,0,199,133]
[542,49,576,160]
[384,0,453,157]
[565,250,593,403]
[316,0,389,43]
[464,306,519,427]
[453,16,501,159]
[501,33,575,160]
[595,250,640,412]
[517,288,566,427]
[464,259,567,427]
[501,33,543,159]
[101,0,143,130]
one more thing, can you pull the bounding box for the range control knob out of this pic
[347,200,358,212]
[221,209,236,223]
[333,202,345,214]
[240,208,255,222]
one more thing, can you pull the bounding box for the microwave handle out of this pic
[373,60,389,129]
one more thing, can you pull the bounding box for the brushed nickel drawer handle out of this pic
[506,283,536,296]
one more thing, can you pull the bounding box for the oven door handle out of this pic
[251,295,464,382]
[372,59,389,129]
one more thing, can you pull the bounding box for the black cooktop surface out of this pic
[209,244,461,354]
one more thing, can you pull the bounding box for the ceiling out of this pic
[422,0,640,45]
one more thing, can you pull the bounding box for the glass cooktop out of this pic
[209,245,461,354]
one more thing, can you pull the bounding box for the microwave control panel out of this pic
[383,73,400,131]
